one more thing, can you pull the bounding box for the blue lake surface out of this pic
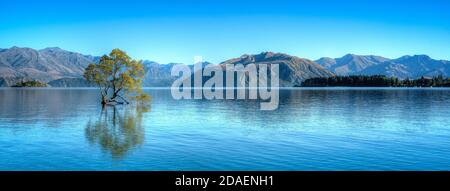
[0,88,450,170]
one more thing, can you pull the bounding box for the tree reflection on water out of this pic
[85,105,150,159]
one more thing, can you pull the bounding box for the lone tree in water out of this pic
[84,49,150,105]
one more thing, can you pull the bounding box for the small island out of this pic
[11,80,48,87]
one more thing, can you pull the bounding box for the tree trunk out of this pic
[101,95,107,105]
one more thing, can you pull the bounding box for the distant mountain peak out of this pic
[412,54,432,60]
[413,54,430,58]
[240,51,282,60]
[235,52,287,64]
[40,47,64,52]
[396,54,432,63]
[315,57,337,68]
[315,54,391,76]
[9,46,34,51]
[342,53,356,58]
[220,51,334,86]
[259,51,277,57]
[339,53,359,61]
[340,53,385,60]
[244,51,275,56]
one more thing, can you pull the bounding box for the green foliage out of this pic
[84,49,151,105]
[301,75,450,87]
[12,80,47,87]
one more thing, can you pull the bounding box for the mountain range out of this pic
[315,53,450,79]
[0,47,98,87]
[1,47,449,87]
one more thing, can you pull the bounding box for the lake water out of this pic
[0,88,450,170]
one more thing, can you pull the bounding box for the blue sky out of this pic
[1,0,449,64]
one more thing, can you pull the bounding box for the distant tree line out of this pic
[12,80,48,87]
[301,75,450,87]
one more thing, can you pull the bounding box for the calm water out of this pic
[0,88,450,170]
